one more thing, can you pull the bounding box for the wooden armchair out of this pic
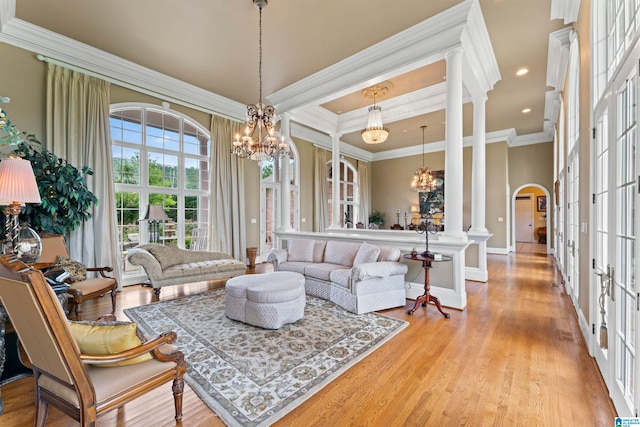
[0,254,186,426]
[35,235,117,320]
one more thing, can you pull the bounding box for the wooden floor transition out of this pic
[0,252,616,426]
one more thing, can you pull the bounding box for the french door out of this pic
[592,63,639,417]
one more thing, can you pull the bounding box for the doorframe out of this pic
[510,184,552,253]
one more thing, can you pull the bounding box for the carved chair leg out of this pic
[153,288,161,299]
[74,302,84,321]
[110,290,117,315]
[172,377,184,422]
[35,386,49,427]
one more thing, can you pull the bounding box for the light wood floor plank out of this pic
[0,252,616,426]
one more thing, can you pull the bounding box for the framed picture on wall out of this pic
[537,195,547,212]
[419,170,445,217]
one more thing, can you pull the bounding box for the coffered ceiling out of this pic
[0,0,575,160]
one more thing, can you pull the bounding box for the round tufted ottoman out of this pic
[225,271,306,329]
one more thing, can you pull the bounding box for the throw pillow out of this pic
[378,245,401,262]
[287,239,315,262]
[353,242,381,265]
[55,256,86,282]
[68,321,153,367]
[138,244,184,269]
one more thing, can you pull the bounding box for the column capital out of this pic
[443,45,463,60]
[329,132,342,140]
[472,94,488,103]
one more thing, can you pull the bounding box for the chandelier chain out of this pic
[258,6,263,106]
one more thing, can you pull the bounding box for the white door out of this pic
[515,196,534,242]
[592,65,639,417]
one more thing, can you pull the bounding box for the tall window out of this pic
[260,142,299,254]
[111,104,211,275]
[327,158,358,226]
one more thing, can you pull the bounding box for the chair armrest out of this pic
[267,249,288,269]
[350,261,408,281]
[79,331,183,365]
[86,266,114,278]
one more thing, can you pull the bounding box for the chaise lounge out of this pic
[127,244,247,297]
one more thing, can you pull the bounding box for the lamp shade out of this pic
[140,204,169,221]
[0,158,41,205]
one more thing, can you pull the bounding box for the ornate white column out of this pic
[278,113,293,231]
[469,95,488,234]
[442,47,467,242]
[327,132,342,229]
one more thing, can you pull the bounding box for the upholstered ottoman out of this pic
[225,271,306,329]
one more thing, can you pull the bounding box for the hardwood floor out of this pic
[0,253,615,426]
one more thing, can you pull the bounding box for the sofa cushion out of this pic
[305,263,348,282]
[138,244,184,269]
[378,245,401,262]
[278,261,312,275]
[329,269,351,288]
[287,239,315,262]
[313,241,327,263]
[353,242,380,265]
[323,241,362,267]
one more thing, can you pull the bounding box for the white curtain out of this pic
[210,115,246,260]
[313,146,329,232]
[357,160,371,225]
[45,64,122,286]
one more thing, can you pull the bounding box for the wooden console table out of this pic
[403,253,452,318]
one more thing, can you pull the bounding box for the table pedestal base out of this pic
[408,293,450,318]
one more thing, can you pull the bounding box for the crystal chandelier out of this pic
[231,0,288,163]
[361,84,390,144]
[410,126,436,192]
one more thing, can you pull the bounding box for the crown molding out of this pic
[547,27,572,89]
[371,128,517,161]
[510,130,553,147]
[551,0,581,24]
[0,5,247,121]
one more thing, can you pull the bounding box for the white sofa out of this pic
[267,239,408,314]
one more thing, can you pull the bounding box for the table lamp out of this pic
[140,204,169,243]
[0,157,42,254]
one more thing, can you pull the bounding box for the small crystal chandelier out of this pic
[410,126,436,192]
[361,84,390,144]
[231,0,288,163]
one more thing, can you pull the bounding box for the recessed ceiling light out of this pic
[516,68,529,76]
[522,108,531,113]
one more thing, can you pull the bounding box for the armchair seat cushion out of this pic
[68,277,116,295]
[39,359,179,408]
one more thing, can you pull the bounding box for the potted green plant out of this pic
[12,142,98,236]
[368,209,385,227]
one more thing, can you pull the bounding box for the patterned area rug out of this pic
[124,289,407,427]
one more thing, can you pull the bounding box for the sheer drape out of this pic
[210,115,246,260]
[357,161,371,225]
[45,64,121,285]
[313,146,329,232]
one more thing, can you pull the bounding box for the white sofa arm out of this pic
[350,261,408,281]
[267,249,288,269]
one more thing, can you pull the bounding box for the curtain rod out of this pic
[35,54,241,123]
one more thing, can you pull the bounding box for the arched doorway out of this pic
[511,183,551,254]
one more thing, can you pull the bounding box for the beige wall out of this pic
[0,43,47,141]
[486,142,509,249]
[371,151,446,227]
[291,136,315,232]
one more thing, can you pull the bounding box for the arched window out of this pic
[110,103,211,278]
[327,158,358,227]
